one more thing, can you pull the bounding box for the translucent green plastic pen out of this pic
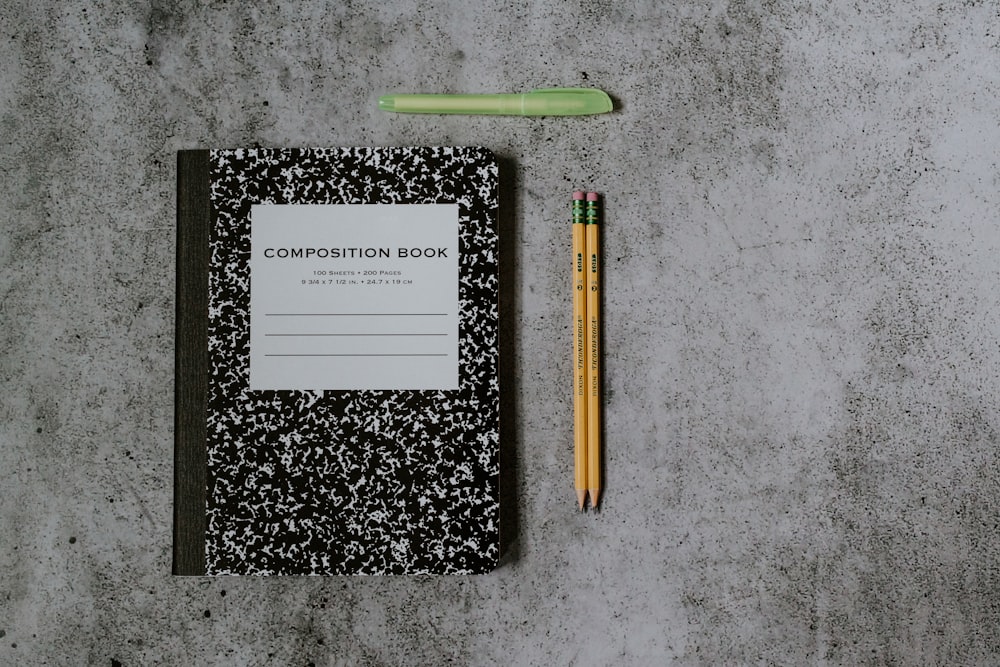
[377,88,613,116]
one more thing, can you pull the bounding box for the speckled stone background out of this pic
[3,1,1000,664]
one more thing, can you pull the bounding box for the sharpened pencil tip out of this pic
[588,489,601,509]
[577,489,587,510]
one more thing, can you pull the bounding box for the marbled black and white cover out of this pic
[184,147,499,575]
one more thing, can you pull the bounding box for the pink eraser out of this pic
[573,191,585,200]
[586,192,599,201]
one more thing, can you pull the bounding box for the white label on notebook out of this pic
[249,204,459,391]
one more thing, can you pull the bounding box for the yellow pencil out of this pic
[585,192,601,508]
[572,191,588,510]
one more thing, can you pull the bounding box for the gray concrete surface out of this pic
[4,0,1000,664]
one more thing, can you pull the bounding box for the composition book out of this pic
[174,147,500,575]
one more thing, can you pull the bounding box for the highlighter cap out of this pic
[520,88,613,116]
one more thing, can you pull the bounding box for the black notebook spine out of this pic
[173,150,210,575]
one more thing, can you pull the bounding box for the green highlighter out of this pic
[378,87,613,116]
